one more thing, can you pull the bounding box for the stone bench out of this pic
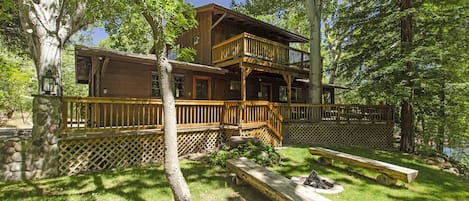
[309,147,419,185]
[227,157,330,201]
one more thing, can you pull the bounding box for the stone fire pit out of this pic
[291,170,344,194]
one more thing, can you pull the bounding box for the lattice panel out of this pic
[240,127,282,147]
[177,130,222,155]
[59,130,222,175]
[285,124,393,150]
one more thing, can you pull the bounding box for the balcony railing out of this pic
[212,32,310,70]
[273,103,393,124]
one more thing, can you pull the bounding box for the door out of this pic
[260,83,272,101]
[193,76,211,100]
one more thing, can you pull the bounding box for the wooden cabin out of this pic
[74,4,343,104]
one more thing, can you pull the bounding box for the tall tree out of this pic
[399,0,415,153]
[305,0,322,104]
[105,1,196,200]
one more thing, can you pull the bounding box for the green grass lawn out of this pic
[1,147,468,201]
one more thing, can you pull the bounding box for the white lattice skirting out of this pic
[59,129,222,175]
[284,123,394,150]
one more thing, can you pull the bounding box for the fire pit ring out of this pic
[291,175,344,194]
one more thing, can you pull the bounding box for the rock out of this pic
[443,167,459,176]
[34,159,44,169]
[12,171,22,181]
[5,147,16,154]
[436,157,446,163]
[49,144,59,154]
[442,162,453,169]
[229,136,260,147]
[38,104,49,112]
[11,152,22,162]
[10,162,21,172]
[25,160,33,171]
[47,134,57,145]
[37,97,49,104]
[2,164,10,171]
[24,171,33,179]
[3,171,13,181]
[14,143,22,152]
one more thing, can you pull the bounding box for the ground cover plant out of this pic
[0,147,467,201]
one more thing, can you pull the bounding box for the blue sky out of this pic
[91,0,245,45]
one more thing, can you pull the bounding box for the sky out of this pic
[90,0,245,45]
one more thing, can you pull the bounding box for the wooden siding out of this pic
[177,11,212,65]
[98,59,227,100]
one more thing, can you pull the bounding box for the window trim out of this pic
[192,75,211,100]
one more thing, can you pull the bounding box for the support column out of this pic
[282,74,292,105]
[240,65,252,101]
[240,65,252,124]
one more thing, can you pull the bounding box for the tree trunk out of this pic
[399,0,415,153]
[16,0,65,96]
[305,0,322,104]
[142,10,191,200]
[400,99,415,152]
[159,52,191,201]
[436,81,445,152]
[36,37,63,96]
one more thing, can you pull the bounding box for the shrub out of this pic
[207,142,280,167]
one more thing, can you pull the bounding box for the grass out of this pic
[1,147,468,201]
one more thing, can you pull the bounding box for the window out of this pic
[229,80,240,91]
[279,86,287,102]
[151,72,160,97]
[279,86,303,102]
[193,76,211,100]
[173,75,184,98]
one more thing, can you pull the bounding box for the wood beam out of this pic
[101,57,110,75]
[90,56,100,97]
[282,74,292,105]
[211,11,227,30]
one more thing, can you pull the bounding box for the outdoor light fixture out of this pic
[42,69,56,95]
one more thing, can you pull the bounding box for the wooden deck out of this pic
[61,97,393,136]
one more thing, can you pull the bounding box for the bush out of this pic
[207,142,280,167]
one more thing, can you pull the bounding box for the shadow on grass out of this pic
[0,161,271,201]
[287,145,469,201]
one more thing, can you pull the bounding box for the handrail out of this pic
[61,97,392,137]
[274,103,393,124]
[212,32,310,70]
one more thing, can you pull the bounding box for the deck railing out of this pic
[212,32,310,70]
[61,97,282,136]
[223,101,283,139]
[273,103,393,124]
[61,97,226,133]
[62,97,392,135]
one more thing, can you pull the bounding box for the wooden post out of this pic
[282,74,292,121]
[240,65,252,124]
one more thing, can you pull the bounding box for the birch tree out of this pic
[105,1,196,200]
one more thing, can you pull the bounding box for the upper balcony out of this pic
[212,33,310,74]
